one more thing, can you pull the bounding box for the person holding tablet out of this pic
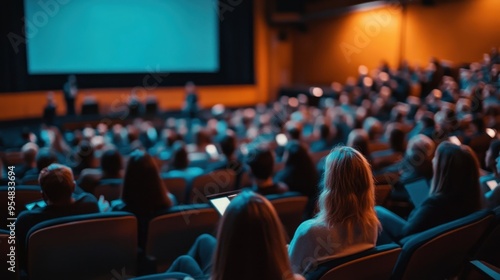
[167,190,304,280]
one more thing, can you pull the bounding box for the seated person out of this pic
[167,190,304,280]
[310,123,333,152]
[78,148,124,194]
[16,164,99,267]
[113,150,174,248]
[72,140,97,177]
[377,134,435,200]
[205,131,246,188]
[22,148,58,184]
[274,140,319,217]
[17,142,38,179]
[246,146,288,195]
[376,142,483,243]
[371,124,406,169]
[164,141,204,181]
[288,146,380,274]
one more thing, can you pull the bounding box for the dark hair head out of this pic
[471,118,485,132]
[212,190,293,280]
[388,126,406,153]
[431,142,481,210]
[36,148,58,171]
[284,140,311,168]
[219,133,236,158]
[420,113,436,128]
[347,129,371,160]
[246,147,274,180]
[319,124,330,140]
[100,149,123,177]
[170,141,189,170]
[39,164,75,203]
[122,150,171,214]
[77,140,95,165]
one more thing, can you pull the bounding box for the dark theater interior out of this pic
[1,0,500,279]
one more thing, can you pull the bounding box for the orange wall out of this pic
[292,0,500,85]
[292,3,403,85]
[0,1,273,121]
[404,0,500,66]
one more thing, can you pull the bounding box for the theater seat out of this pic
[161,176,188,204]
[26,212,137,280]
[145,204,219,272]
[267,192,308,240]
[189,170,235,204]
[392,210,494,280]
[1,229,18,280]
[304,244,401,280]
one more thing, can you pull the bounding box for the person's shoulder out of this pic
[295,218,325,235]
[73,192,99,204]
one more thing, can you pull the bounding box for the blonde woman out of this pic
[288,146,380,274]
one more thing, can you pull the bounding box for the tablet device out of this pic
[404,179,430,208]
[486,180,498,191]
[207,190,240,216]
[25,200,47,211]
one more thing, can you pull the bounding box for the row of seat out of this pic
[0,192,308,280]
[130,206,500,280]
[305,207,500,280]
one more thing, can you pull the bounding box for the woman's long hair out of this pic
[431,141,482,210]
[212,190,295,280]
[316,146,380,243]
[122,150,172,215]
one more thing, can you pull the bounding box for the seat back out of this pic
[145,204,219,271]
[304,244,401,280]
[0,185,41,226]
[375,184,392,206]
[267,192,308,239]
[93,179,123,201]
[393,210,494,280]
[27,212,137,280]
[162,177,187,204]
[0,229,18,280]
[471,206,500,267]
[190,170,235,204]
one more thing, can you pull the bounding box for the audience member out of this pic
[17,142,39,179]
[167,190,304,280]
[114,150,174,247]
[206,132,246,187]
[246,146,288,195]
[164,141,204,180]
[274,140,319,216]
[16,164,99,267]
[288,146,380,274]
[376,141,482,242]
[78,148,124,194]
